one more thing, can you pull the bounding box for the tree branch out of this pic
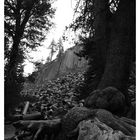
[20,8,32,37]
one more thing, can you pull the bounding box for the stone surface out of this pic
[77,118,135,140]
[60,107,135,138]
[10,107,136,140]
[36,45,87,83]
[85,87,126,114]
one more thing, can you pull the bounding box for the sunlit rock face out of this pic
[35,45,88,84]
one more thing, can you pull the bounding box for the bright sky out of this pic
[24,0,77,76]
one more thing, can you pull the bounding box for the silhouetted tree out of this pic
[71,0,135,109]
[4,0,55,118]
[56,38,64,59]
[48,39,57,61]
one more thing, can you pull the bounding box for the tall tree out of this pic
[71,0,135,110]
[48,39,57,61]
[4,0,55,117]
[56,38,64,75]
[57,38,64,59]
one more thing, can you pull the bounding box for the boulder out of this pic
[11,107,136,140]
[77,118,135,140]
[85,87,126,115]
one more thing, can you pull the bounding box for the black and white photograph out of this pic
[4,0,136,140]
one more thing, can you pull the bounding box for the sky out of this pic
[24,0,77,76]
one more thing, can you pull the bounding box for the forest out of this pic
[4,0,136,140]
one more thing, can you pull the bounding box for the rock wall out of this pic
[35,45,88,84]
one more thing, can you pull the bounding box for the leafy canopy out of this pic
[5,0,55,62]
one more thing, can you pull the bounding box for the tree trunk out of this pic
[94,0,135,104]
[5,37,21,118]
[5,1,32,118]
[83,0,111,95]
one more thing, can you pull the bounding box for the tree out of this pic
[56,38,64,59]
[26,61,43,83]
[71,0,135,111]
[4,0,55,118]
[56,38,64,75]
[48,39,57,61]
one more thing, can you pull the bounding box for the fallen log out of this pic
[8,112,42,122]
[22,101,30,115]
[13,119,61,140]
[23,112,42,120]
[13,119,61,133]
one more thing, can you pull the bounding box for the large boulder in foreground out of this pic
[77,118,135,140]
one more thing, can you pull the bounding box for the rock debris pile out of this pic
[20,72,85,119]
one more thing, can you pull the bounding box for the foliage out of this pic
[70,0,95,37]
[5,47,25,117]
[21,68,135,118]
[69,0,135,96]
[26,71,37,83]
[5,0,55,53]
[68,0,103,95]
[21,71,85,119]
[4,0,55,117]
[70,0,119,36]
[26,61,44,83]
[7,68,135,139]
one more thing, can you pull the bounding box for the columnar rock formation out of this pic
[36,45,87,84]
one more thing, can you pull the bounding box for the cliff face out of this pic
[35,45,88,84]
